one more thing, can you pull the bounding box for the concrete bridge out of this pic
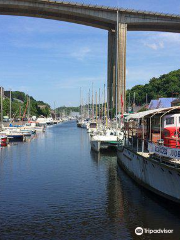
[1,0,180,114]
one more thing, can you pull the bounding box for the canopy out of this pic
[126,107,180,121]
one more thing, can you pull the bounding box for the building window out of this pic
[166,117,174,125]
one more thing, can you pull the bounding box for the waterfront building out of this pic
[148,98,176,110]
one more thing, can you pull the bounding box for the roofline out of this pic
[127,107,180,121]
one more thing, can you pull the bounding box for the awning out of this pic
[126,106,180,121]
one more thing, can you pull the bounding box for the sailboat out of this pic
[0,88,8,146]
[90,84,124,152]
[87,83,98,133]
[91,127,124,152]
[90,11,127,152]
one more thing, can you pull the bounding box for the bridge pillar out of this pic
[107,30,116,117]
[117,23,127,114]
[107,23,127,118]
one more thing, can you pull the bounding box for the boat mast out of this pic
[92,83,94,119]
[115,10,119,126]
[29,96,30,119]
[85,96,87,118]
[10,89,12,120]
[82,91,84,118]
[86,98,87,118]
[101,89,103,122]
[99,88,100,120]
[89,89,91,118]
[104,84,108,127]
[96,91,97,123]
[54,101,56,120]
[27,95,29,119]
[105,100,107,127]
[88,89,90,118]
[107,97,109,120]
[104,83,105,123]
[1,87,3,128]
[80,87,82,117]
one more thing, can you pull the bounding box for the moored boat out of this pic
[0,129,24,142]
[117,107,180,204]
[7,133,24,142]
[91,129,124,152]
[87,122,97,134]
[0,135,8,147]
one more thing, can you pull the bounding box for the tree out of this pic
[126,69,180,106]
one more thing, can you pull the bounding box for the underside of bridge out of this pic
[1,0,180,115]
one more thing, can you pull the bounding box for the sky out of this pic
[0,0,180,107]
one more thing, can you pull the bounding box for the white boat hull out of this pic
[117,146,180,203]
[90,134,121,152]
[91,141,101,152]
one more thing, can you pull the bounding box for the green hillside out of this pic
[126,69,180,105]
[2,91,51,118]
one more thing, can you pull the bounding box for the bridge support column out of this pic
[107,30,116,118]
[117,23,127,114]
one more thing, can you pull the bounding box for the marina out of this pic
[0,0,180,238]
[1,120,180,239]
[117,107,180,204]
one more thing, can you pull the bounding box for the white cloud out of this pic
[157,33,180,44]
[143,32,180,50]
[159,41,164,48]
[71,47,91,60]
[144,43,158,50]
[144,41,164,50]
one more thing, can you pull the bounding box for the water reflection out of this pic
[117,166,180,240]
[0,122,179,239]
[90,150,131,239]
[90,150,101,163]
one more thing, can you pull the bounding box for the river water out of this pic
[0,121,180,240]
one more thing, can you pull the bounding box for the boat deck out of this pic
[138,152,150,158]
[126,147,180,169]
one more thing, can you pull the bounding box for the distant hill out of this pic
[56,106,80,116]
[2,91,51,118]
[126,69,180,106]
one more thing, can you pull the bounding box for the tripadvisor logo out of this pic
[135,227,143,235]
[135,227,173,235]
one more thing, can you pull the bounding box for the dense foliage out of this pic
[1,91,51,118]
[126,69,180,106]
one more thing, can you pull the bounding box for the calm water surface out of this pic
[0,121,180,240]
